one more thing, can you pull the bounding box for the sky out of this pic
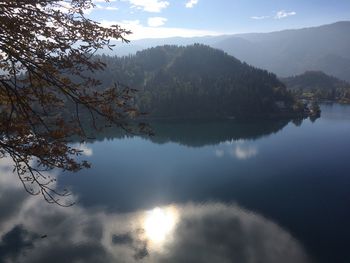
[86,0,350,39]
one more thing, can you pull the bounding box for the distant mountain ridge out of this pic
[105,21,350,82]
[214,21,350,81]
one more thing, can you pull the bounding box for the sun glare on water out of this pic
[143,206,178,245]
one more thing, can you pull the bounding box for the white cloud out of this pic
[275,10,296,19]
[78,1,119,15]
[93,0,116,2]
[104,6,119,10]
[100,19,222,40]
[95,4,119,11]
[251,10,296,20]
[148,16,167,27]
[56,1,119,15]
[185,0,199,8]
[127,0,170,13]
[251,16,270,20]
[55,1,72,13]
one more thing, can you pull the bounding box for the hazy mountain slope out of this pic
[105,21,350,81]
[281,71,350,91]
[281,71,350,102]
[100,35,231,56]
[213,21,350,81]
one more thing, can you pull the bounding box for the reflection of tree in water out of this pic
[292,118,304,127]
[84,118,294,147]
[146,119,291,147]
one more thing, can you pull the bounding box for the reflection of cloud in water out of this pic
[233,145,258,160]
[214,149,225,158]
[73,143,93,157]
[0,162,311,263]
[143,207,178,247]
[215,140,258,160]
[156,203,311,263]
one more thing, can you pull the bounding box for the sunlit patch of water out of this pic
[142,206,179,248]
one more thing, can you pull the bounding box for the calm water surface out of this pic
[1,104,350,263]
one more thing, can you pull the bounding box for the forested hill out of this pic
[282,71,350,91]
[281,71,350,103]
[93,44,304,118]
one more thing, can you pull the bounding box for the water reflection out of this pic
[0,163,311,263]
[73,143,94,157]
[2,104,350,263]
[82,118,292,147]
[233,144,258,159]
[214,140,259,160]
[143,206,178,246]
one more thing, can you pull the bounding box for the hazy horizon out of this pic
[108,20,350,41]
[86,0,350,40]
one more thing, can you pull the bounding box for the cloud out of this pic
[93,0,116,2]
[100,19,221,40]
[102,6,119,10]
[79,2,119,15]
[251,15,270,20]
[185,0,199,8]
[275,10,296,19]
[94,4,118,11]
[251,10,296,20]
[56,1,119,15]
[127,0,170,13]
[147,17,167,27]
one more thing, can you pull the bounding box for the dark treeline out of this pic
[89,44,305,119]
[282,71,350,103]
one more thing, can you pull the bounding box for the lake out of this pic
[0,104,350,263]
